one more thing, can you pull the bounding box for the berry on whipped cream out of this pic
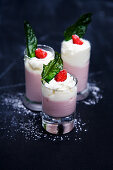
[25,48,54,74]
[43,72,77,92]
[35,48,47,59]
[72,34,83,45]
[55,69,67,82]
[61,38,90,67]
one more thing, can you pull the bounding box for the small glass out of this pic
[23,44,55,111]
[41,76,78,134]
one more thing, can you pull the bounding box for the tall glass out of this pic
[61,39,91,101]
[41,76,77,134]
[23,45,55,111]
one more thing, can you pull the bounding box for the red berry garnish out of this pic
[55,69,67,82]
[72,34,83,45]
[35,48,47,59]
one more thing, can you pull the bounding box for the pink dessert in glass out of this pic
[23,21,55,111]
[61,35,91,101]
[42,70,77,134]
[24,45,55,111]
[42,96,76,118]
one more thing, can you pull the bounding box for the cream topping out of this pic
[25,50,54,74]
[61,38,91,67]
[42,73,77,101]
[44,73,76,90]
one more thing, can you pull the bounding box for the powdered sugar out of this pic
[1,93,33,115]
[82,82,103,105]
[0,92,88,142]
[0,80,103,142]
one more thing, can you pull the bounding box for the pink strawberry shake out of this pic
[24,45,54,102]
[61,38,91,93]
[42,73,77,118]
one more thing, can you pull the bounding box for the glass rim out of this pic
[42,74,78,92]
[24,44,55,58]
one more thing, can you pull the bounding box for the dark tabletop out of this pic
[0,0,113,169]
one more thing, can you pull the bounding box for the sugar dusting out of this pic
[0,81,102,142]
[0,93,88,142]
[82,82,103,105]
[1,93,32,115]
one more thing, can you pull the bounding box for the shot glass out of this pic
[41,76,77,134]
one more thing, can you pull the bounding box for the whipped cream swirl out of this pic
[25,50,54,74]
[61,38,91,67]
[42,73,77,101]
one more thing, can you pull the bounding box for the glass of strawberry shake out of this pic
[42,70,77,134]
[23,45,55,111]
[61,34,91,101]
[61,13,92,101]
[23,21,55,111]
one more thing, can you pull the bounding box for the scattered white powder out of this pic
[0,81,103,142]
[82,82,103,105]
[1,93,33,115]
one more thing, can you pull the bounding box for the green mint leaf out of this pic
[64,13,92,41]
[24,21,38,58]
[41,52,63,83]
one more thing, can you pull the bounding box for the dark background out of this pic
[0,0,113,169]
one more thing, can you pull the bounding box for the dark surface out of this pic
[0,0,113,169]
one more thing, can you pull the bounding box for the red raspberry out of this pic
[55,69,67,82]
[35,48,47,59]
[72,34,83,45]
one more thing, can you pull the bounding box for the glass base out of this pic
[22,95,42,111]
[77,83,89,101]
[42,113,75,134]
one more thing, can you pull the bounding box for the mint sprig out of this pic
[41,52,63,83]
[64,13,92,41]
[24,21,38,58]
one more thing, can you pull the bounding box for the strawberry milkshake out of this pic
[61,35,91,101]
[42,70,77,134]
[23,45,55,111]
